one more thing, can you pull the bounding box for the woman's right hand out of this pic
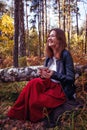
[37,67,49,78]
[38,67,53,79]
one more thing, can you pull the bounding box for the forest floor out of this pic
[0,54,87,130]
[0,73,87,130]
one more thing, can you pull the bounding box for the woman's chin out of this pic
[49,43,54,47]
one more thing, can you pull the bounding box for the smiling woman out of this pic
[7,28,76,128]
[46,28,67,59]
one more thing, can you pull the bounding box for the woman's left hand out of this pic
[41,69,54,79]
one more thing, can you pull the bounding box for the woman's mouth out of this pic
[47,39,53,46]
[48,41,54,46]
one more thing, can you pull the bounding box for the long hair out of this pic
[46,28,67,58]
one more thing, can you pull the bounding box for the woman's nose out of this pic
[48,36,52,40]
[47,37,51,42]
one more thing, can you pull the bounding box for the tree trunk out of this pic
[19,0,26,57]
[25,0,30,56]
[38,0,41,57]
[76,0,79,36]
[63,0,66,32]
[42,0,45,55]
[58,0,61,28]
[85,14,87,54]
[44,0,47,42]
[67,0,71,50]
[13,0,19,67]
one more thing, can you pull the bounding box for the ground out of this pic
[0,75,87,130]
[0,56,87,129]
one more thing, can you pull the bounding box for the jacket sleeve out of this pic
[51,51,75,84]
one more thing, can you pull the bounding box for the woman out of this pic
[7,28,75,126]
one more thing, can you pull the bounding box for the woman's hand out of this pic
[37,67,48,77]
[42,69,53,79]
[38,67,54,79]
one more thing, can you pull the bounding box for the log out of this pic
[74,64,87,78]
[0,65,87,82]
[0,66,41,82]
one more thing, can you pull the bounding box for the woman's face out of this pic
[47,30,59,49]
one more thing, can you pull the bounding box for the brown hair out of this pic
[46,28,67,58]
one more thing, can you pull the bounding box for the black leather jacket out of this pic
[44,49,76,99]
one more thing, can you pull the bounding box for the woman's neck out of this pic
[53,49,60,59]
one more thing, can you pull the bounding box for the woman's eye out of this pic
[49,35,56,37]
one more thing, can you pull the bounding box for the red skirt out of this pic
[7,78,66,122]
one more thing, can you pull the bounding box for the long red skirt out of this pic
[7,78,66,122]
